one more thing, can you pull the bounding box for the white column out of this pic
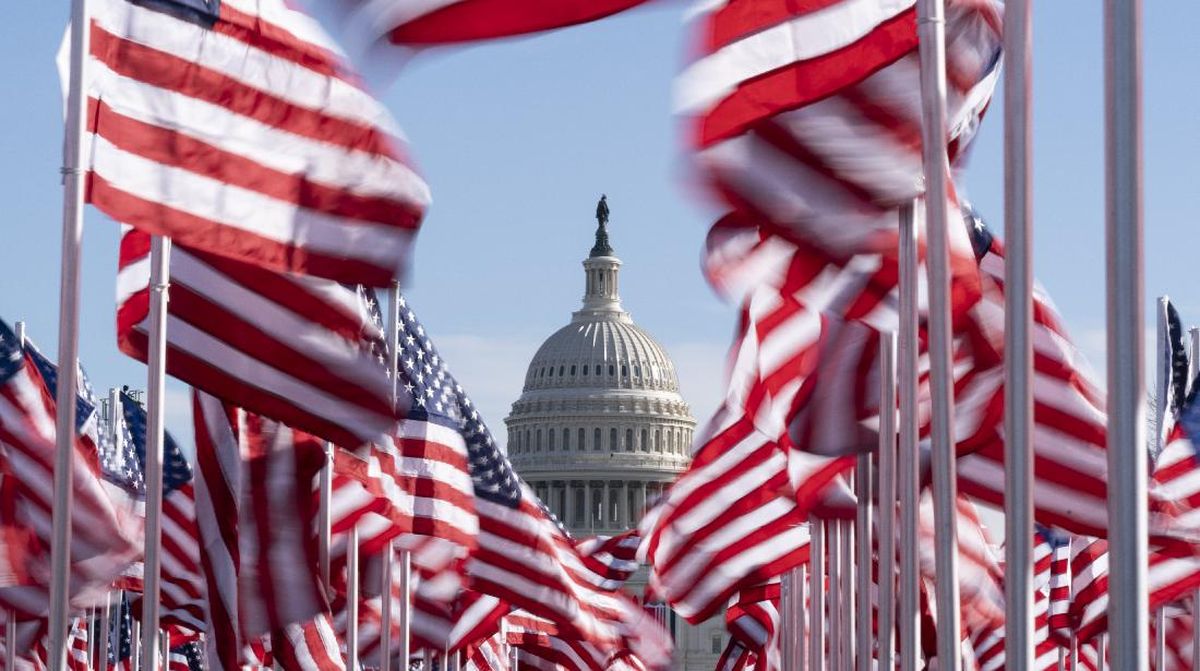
[602,481,610,528]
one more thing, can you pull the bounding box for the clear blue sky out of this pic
[2,2,1199,455]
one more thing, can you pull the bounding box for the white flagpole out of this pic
[98,592,111,671]
[796,563,807,671]
[380,544,394,671]
[1104,0,1148,667]
[8,326,21,671]
[319,441,333,593]
[1152,297,1171,671]
[827,522,841,670]
[782,570,795,671]
[855,455,872,671]
[1193,325,1200,671]
[397,549,412,671]
[914,1,962,667]
[50,0,92,667]
[1003,0,1035,668]
[876,331,897,671]
[808,517,825,671]
[1153,606,1166,671]
[131,621,140,671]
[348,526,360,671]
[840,520,849,667]
[897,201,921,671]
[141,235,172,671]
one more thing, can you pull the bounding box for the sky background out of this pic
[2,1,1199,480]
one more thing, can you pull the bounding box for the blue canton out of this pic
[121,392,192,494]
[0,321,24,386]
[393,294,523,508]
[1181,383,1200,459]
[109,593,134,666]
[1036,524,1070,550]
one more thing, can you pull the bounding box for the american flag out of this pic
[192,391,331,671]
[78,0,429,286]
[347,294,668,666]
[463,629,509,671]
[66,616,89,671]
[1037,527,1073,645]
[724,578,780,671]
[715,640,756,671]
[328,290,478,555]
[168,641,206,671]
[116,226,398,448]
[104,391,207,633]
[0,320,139,616]
[269,612,346,671]
[320,0,650,45]
[108,593,135,671]
[678,0,1000,279]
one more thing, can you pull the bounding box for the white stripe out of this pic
[675,0,915,114]
[91,0,402,137]
[90,134,412,268]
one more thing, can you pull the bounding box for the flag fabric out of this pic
[464,629,509,671]
[117,227,397,448]
[325,0,651,46]
[326,290,478,553]
[168,641,206,671]
[193,390,330,671]
[79,0,430,286]
[377,296,670,667]
[66,617,89,671]
[0,319,139,616]
[108,593,135,671]
[1038,527,1073,645]
[678,0,1001,275]
[269,612,346,671]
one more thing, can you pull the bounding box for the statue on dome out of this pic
[590,194,614,257]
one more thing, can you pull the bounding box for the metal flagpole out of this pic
[827,522,841,670]
[796,563,807,671]
[1098,633,1107,671]
[386,281,415,671]
[1193,327,1200,671]
[347,526,360,671]
[840,520,854,668]
[1003,0,1035,667]
[11,322,25,671]
[98,592,111,671]
[1153,605,1165,671]
[877,332,897,671]
[1104,0,1148,667]
[131,621,140,671]
[914,1,962,667]
[808,517,825,671]
[855,453,872,671]
[50,0,92,667]
[1151,297,1171,671]
[381,544,394,671]
[782,570,795,671]
[897,201,921,671]
[142,236,172,671]
[319,441,333,593]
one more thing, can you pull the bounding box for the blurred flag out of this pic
[192,391,331,671]
[269,612,346,671]
[678,0,1000,277]
[66,616,89,671]
[76,0,429,285]
[168,641,206,671]
[116,227,397,448]
[0,320,139,616]
[323,0,652,45]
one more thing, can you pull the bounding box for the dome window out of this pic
[594,428,601,451]
[622,365,628,377]
[558,366,564,376]
[524,430,531,452]
[570,365,577,375]
[610,428,618,451]
[536,429,542,451]
[583,366,589,376]
[641,429,649,452]
[595,365,602,376]
[548,367,554,377]
[549,430,556,451]
[609,365,615,376]
[579,428,586,451]
[562,428,570,450]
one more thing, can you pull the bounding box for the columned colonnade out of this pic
[530,479,667,530]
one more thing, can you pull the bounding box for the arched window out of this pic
[549,430,556,451]
[525,430,531,452]
[562,428,570,450]
[609,365,615,376]
[536,429,542,451]
[641,429,649,452]
[610,428,618,452]
[621,365,628,377]
[539,368,545,378]
[593,428,601,451]
[583,366,589,377]
[626,429,634,452]
[577,428,585,451]
[570,365,576,375]
[548,367,554,377]
[655,429,662,452]
[595,365,602,376]
[667,431,674,453]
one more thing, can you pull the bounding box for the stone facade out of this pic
[505,223,726,671]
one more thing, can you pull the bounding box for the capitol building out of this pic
[505,204,727,671]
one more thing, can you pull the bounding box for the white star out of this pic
[416,326,425,337]
[404,382,415,394]
[398,296,407,308]
[405,335,416,345]
[404,358,414,370]
[406,310,415,322]
[416,397,426,407]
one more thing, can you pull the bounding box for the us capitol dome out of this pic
[506,200,727,671]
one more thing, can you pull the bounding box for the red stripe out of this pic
[90,100,422,229]
[387,0,649,44]
[91,175,397,286]
[702,0,848,52]
[89,22,400,158]
[695,8,918,146]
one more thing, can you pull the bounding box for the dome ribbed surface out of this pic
[522,317,679,393]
